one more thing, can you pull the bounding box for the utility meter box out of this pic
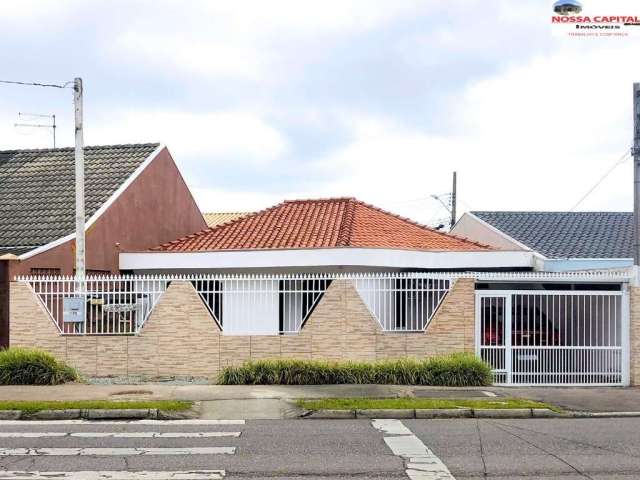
[63,297,85,323]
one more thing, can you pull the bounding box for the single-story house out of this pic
[451,211,633,272]
[203,211,251,228]
[8,198,639,387]
[121,197,533,274]
[0,143,206,346]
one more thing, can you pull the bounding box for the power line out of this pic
[0,79,72,89]
[568,150,631,211]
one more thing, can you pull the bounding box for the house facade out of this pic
[9,197,639,387]
[0,143,207,346]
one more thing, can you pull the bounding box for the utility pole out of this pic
[450,171,457,229]
[73,77,85,281]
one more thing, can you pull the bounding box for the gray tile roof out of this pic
[472,211,633,259]
[0,143,159,255]
[0,246,33,257]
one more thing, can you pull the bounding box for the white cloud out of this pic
[307,41,640,221]
[0,1,71,19]
[109,0,427,81]
[114,32,266,80]
[187,0,426,36]
[87,110,287,166]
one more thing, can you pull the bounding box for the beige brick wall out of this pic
[9,278,476,379]
[9,282,66,360]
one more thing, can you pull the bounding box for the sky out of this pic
[1,0,640,227]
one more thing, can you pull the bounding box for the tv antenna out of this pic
[430,171,457,230]
[14,112,57,148]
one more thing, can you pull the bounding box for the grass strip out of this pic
[297,397,558,411]
[0,400,193,414]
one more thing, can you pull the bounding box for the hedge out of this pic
[0,348,79,385]
[218,353,492,386]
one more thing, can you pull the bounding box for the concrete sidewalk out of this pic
[0,383,638,413]
[490,386,640,413]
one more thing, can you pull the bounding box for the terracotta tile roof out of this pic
[155,198,489,252]
[202,212,252,228]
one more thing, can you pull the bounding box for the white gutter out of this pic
[120,248,534,271]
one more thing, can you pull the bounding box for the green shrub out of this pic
[218,353,492,386]
[0,348,79,385]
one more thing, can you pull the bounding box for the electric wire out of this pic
[0,79,72,89]
[568,150,631,211]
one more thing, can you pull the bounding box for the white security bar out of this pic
[20,273,455,335]
[354,276,451,331]
[24,276,169,335]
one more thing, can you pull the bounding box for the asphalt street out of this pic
[0,417,638,479]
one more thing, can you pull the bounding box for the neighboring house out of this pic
[121,197,533,273]
[451,211,633,272]
[0,143,207,346]
[203,212,251,228]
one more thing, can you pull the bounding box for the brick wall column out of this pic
[630,286,640,385]
[9,282,67,360]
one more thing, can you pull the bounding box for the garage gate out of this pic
[476,289,630,386]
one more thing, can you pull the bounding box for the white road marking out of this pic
[0,471,225,479]
[482,391,497,397]
[0,432,241,438]
[372,419,455,480]
[0,447,236,456]
[371,419,413,436]
[0,420,245,425]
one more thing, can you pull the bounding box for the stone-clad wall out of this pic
[9,278,476,380]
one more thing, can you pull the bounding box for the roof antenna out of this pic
[14,112,57,148]
[430,171,458,230]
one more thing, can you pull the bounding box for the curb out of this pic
[0,409,161,421]
[302,408,640,419]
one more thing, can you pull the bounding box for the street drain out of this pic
[110,390,153,396]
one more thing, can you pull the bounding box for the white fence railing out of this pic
[354,276,451,331]
[190,276,332,334]
[25,276,170,335]
[19,273,455,335]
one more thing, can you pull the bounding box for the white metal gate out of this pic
[476,290,629,386]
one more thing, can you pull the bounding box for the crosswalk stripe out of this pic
[0,432,241,438]
[0,419,245,425]
[0,447,236,456]
[372,419,456,480]
[0,471,225,479]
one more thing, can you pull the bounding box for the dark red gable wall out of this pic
[10,147,206,277]
[2,147,207,346]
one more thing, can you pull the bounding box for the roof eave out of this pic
[120,247,534,271]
